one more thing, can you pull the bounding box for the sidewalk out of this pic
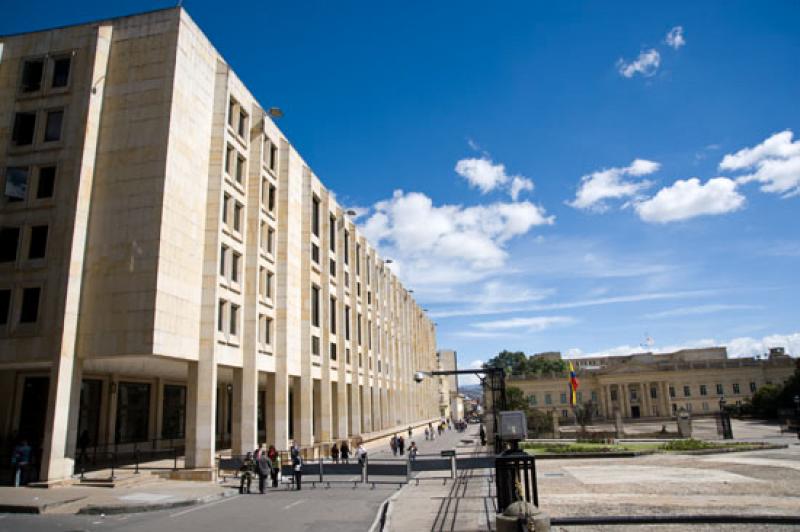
[384,423,496,531]
[0,478,235,515]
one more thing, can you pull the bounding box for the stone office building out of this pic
[0,8,440,484]
[511,347,796,421]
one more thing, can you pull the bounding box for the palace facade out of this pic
[0,8,440,483]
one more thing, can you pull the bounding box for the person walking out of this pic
[390,434,398,456]
[479,424,487,446]
[397,436,405,456]
[355,443,367,466]
[330,443,339,463]
[268,445,280,488]
[407,426,412,439]
[11,440,31,487]
[424,427,429,440]
[340,441,351,464]
[256,448,272,494]
[408,442,418,462]
[292,453,303,490]
[239,452,255,494]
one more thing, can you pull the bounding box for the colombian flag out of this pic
[568,361,579,406]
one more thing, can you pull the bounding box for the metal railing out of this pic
[76,438,184,480]
[495,453,538,512]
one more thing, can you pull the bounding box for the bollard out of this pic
[173,448,178,471]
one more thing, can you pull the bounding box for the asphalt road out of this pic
[0,486,394,532]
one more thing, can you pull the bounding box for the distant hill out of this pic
[459,384,483,400]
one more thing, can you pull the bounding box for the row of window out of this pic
[11,109,65,147]
[217,299,275,349]
[3,164,56,204]
[227,96,279,173]
[668,382,755,398]
[19,56,72,94]
[0,225,49,262]
[528,381,761,406]
[0,286,41,326]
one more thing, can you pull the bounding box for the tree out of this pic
[506,386,528,411]
[751,384,782,418]
[484,350,527,376]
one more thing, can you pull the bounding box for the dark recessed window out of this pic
[268,184,276,212]
[4,167,28,202]
[20,59,44,92]
[37,166,55,199]
[20,287,41,323]
[12,113,36,146]
[312,335,320,356]
[311,243,319,264]
[0,227,21,262]
[329,215,336,251]
[330,342,337,361]
[269,143,277,171]
[0,289,10,325]
[311,285,320,327]
[44,110,64,142]
[28,226,48,259]
[51,57,71,88]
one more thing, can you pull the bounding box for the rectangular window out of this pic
[591,391,598,402]
[749,381,757,393]
[225,145,233,176]
[312,195,320,237]
[0,227,21,262]
[269,143,278,171]
[732,383,740,394]
[261,178,268,206]
[0,289,10,325]
[630,389,637,400]
[20,59,44,92]
[357,313,362,345]
[217,300,225,332]
[311,243,320,264]
[229,304,239,336]
[268,184,276,212]
[161,385,186,439]
[12,112,36,146]
[235,155,245,183]
[267,227,275,254]
[545,394,552,405]
[44,110,64,142]
[51,57,71,88]
[346,348,351,365]
[344,230,350,264]
[231,252,240,283]
[258,267,266,297]
[345,305,351,340]
[219,245,227,276]
[330,342,337,361]
[28,225,48,259]
[700,385,707,396]
[329,296,336,331]
[669,386,676,398]
[37,166,55,199]
[228,99,236,128]
[4,167,28,202]
[311,285,320,327]
[115,382,151,444]
[683,385,691,397]
[716,384,724,395]
[266,272,273,299]
[311,335,320,356]
[356,244,361,275]
[560,392,567,404]
[233,202,242,232]
[610,389,618,401]
[20,287,40,323]
[368,320,372,349]
[529,395,537,406]
[264,317,272,345]
[238,109,248,137]
[329,258,336,277]
[222,193,230,225]
[329,215,336,251]
[650,387,657,399]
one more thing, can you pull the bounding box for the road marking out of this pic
[283,499,305,510]
[169,495,240,517]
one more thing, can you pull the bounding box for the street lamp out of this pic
[345,209,357,216]
[719,396,726,411]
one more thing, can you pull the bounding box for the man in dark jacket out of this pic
[239,452,255,494]
[292,454,303,490]
[256,451,272,494]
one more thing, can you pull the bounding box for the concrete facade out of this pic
[436,349,462,420]
[0,8,440,483]
[510,348,796,421]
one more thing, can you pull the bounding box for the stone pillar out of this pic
[350,382,361,436]
[185,362,198,466]
[336,379,349,440]
[319,378,332,444]
[312,379,322,443]
[620,383,628,418]
[40,357,83,482]
[233,367,257,455]
[273,371,289,450]
[188,358,217,468]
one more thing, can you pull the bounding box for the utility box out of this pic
[498,411,527,441]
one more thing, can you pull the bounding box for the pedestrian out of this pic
[424,427,429,440]
[408,442,418,462]
[290,440,300,459]
[479,424,487,446]
[77,429,90,466]
[330,443,339,463]
[257,447,272,494]
[397,436,405,456]
[292,453,303,490]
[390,434,398,456]
[340,441,350,464]
[239,452,255,494]
[11,439,31,487]
[355,443,367,466]
[407,426,412,439]
[268,445,280,488]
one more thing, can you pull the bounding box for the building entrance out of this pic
[631,405,641,418]
[18,376,50,482]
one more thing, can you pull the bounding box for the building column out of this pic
[40,357,83,482]
[661,381,671,416]
[336,379,348,440]
[319,378,332,444]
[231,367,257,455]
[187,358,216,469]
[620,383,629,418]
[312,379,323,443]
[350,381,361,436]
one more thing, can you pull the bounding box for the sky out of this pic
[4,1,799,385]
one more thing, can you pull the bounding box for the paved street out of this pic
[0,487,392,532]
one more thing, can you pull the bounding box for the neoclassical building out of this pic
[510,348,796,421]
[0,8,440,484]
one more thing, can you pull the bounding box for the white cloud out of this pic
[455,157,536,200]
[644,304,761,319]
[720,130,800,198]
[568,159,660,211]
[473,316,576,332]
[634,177,745,223]
[458,360,485,386]
[359,190,553,289]
[617,49,661,78]
[566,332,800,359]
[665,26,686,50]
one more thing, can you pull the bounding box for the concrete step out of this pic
[77,472,162,489]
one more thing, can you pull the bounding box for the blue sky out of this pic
[5,1,799,383]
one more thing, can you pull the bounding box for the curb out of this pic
[77,489,237,515]
[0,496,87,514]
